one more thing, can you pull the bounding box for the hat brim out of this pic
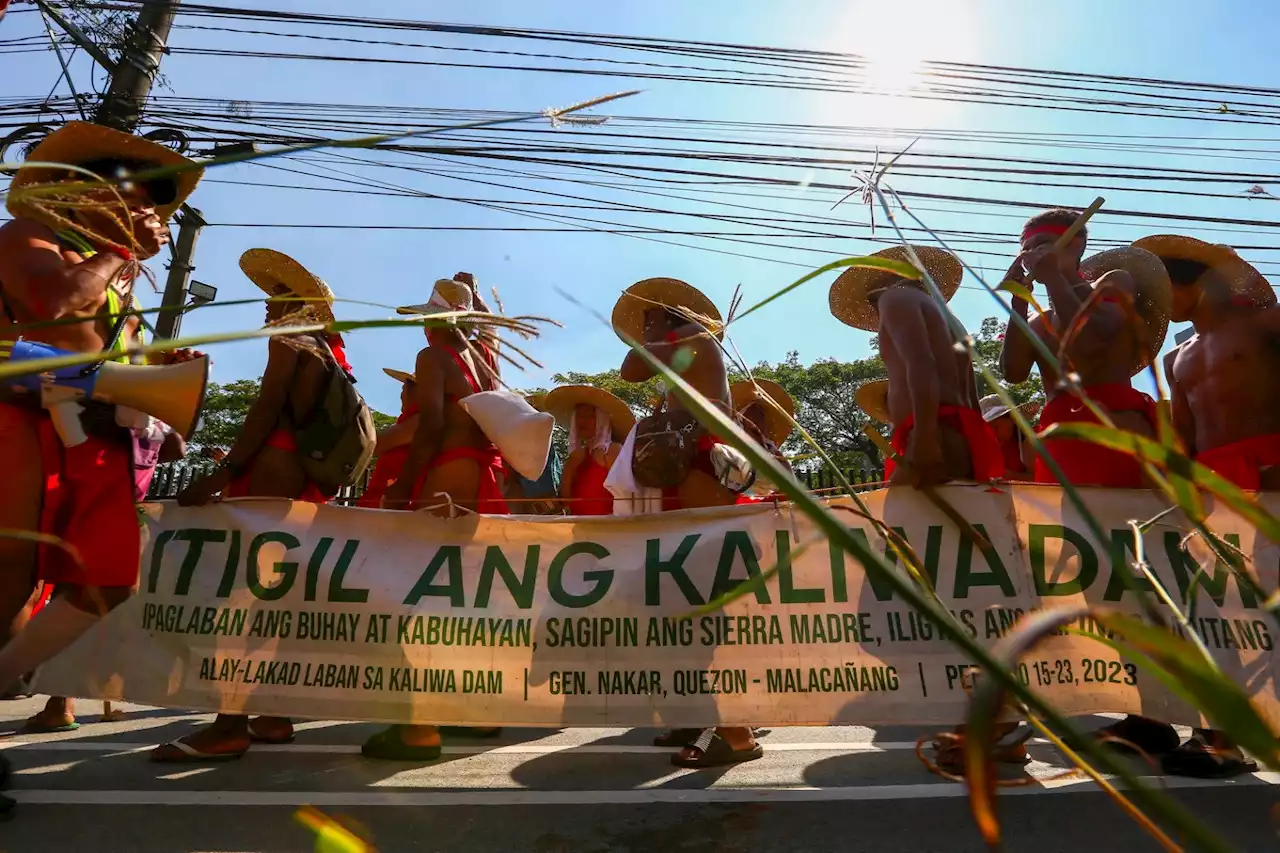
[612,278,724,343]
[730,378,796,445]
[397,280,474,317]
[1131,234,1275,309]
[384,368,415,384]
[1080,246,1173,376]
[6,122,201,226]
[240,248,336,325]
[982,400,1041,423]
[830,246,963,331]
[855,380,891,424]
[543,385,636,441]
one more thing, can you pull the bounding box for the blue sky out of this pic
[4,0,1279,413]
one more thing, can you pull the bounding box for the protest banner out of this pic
[37,484,1279,728]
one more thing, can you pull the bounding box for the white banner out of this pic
[37,485,1280,728]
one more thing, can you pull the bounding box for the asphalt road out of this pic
[0,698,1274,852]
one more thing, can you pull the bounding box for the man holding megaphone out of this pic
[0,123,205,757]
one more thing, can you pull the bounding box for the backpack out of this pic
[632,402,703,489]
[295,337,377,490]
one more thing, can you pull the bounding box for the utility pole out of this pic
[156,206,205,339]
[93,0,180,133]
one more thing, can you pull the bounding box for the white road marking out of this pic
[9,774,1279,807]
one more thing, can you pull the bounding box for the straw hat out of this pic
[979,394,1041,424]
[526,392,547,411]
[612,277,723,343]
[855,379,891,424]
[1079,246,1173,375]
[829,246,963,331]
[6,121,201,226]
[1131,234,1275,309]
[383,368,415,384]
[397,278,474,317]
[730,378,795,445]
[240,249,336,325]
[542,384,636,442]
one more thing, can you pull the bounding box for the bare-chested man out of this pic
[615,277,761,768]
[831,246,1003,487]
[1131,234,1277,777]
[1001,210,1172,487]
[364,273,506,761]
[0,126,201,797]
[152,250,352,762]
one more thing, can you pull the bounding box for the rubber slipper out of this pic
[440,726,502,739]
[653,728,701,748]
[150,738,248,763]
[671,731,763,769]
[1160,739,1258,779]
[361,727,442,762]
[22,720,80,734]
[1092,716,1180,756]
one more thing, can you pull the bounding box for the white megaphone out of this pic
[1,339,209,447]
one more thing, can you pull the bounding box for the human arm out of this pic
[1021,245,1132,348]
[159,430,186,464]
[998,260,1037,384]
[604,441,622,471]
[880,294,946,486]
[374,415,419,457]
[455,271,501,378]
[382,348,446,509]
[560,448,586,502]
[620,321,704,382]
[0,219,130,320]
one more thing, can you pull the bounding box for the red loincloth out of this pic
[884,406,1004,482]
[225,428,335,503]
[410,445,510,514]
[570,456,614,516]
[1034,383,1156,488]
[8,403,141,588]
[357,405,418,509]
[1196,433,1280,492]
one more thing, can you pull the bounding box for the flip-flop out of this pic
[150,738,248,763]
[1091,716,1180,756]
[1160,738,1259,779]
[671,731,763,769]
[440,726,503,739]
[22,720,80,734]
[361,727,442,762]
[653,728,702,748]
[247,720,295,745]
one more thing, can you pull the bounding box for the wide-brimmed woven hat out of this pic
[1079,246,1173,375]
[829,246,963,331]
[730,378,795,445]
[612,277,724,343]
[384,368,415,384]
[855,379,891,424]
[397,278,474,317]
[979,394,1041,424]
[542,384,636,441]
[240,249,336,325]
[1131,234,1275,309]
[7,121,201,226]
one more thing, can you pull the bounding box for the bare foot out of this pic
[24,697,77,732]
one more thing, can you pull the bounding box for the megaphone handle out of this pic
[47,400,87,447]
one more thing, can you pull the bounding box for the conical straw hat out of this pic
[240,249,336,325]
[542,384,636,441]
[730,378,795,445]
[855,379,891,424]
[397,278,474,317]
[1131,234,1274,309]
[1079,246,1172,375]
[979,394,1041,423]
[383,368,415,384]
[829,246,963,331]
[7,121,202,226]
[612,277,723,342]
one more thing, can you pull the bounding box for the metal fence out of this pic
[147,461,884,504]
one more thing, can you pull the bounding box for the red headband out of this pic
[1021,223,1071,243]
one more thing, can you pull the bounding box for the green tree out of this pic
[974,316,1045,407]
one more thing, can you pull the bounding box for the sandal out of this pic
[1093,716,1180,756]
[653,728,702,748]
[671,729,763,769]
[361,726,442,762]
[930,728,1031,776]
[150,736,249,763]
[247,717,295,745]
[22,717,80,735]
[1161,733,1258,779]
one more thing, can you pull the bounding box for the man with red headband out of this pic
[1000,209,1171,488]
